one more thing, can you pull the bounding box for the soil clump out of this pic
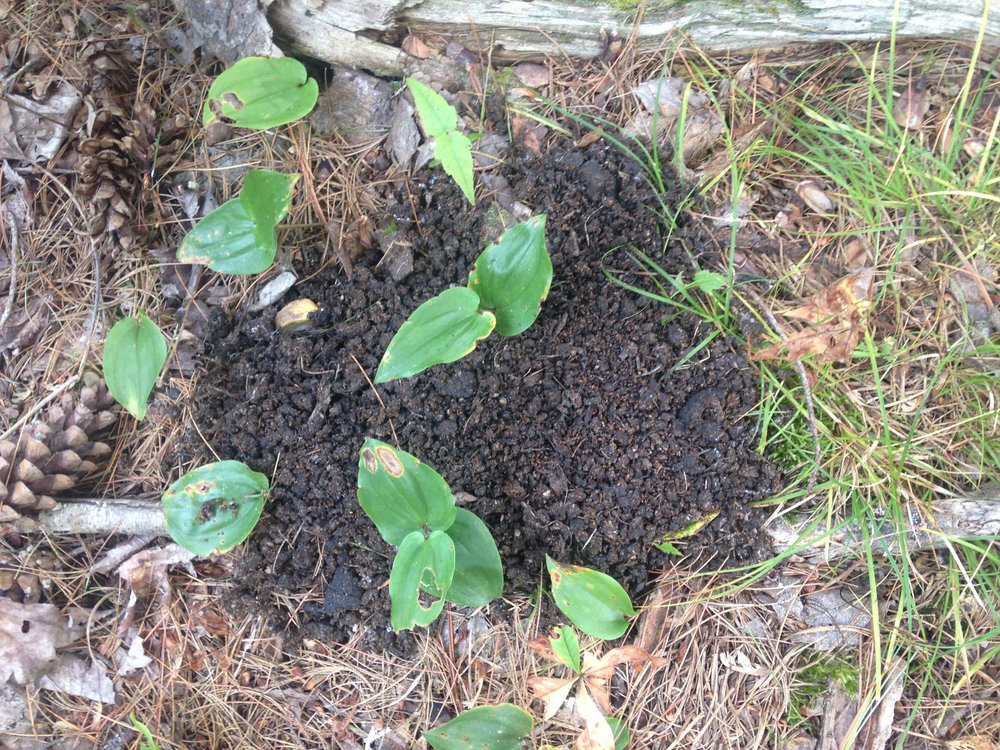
[193,136,781,649]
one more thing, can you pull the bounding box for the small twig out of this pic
[0,204,18,336]
[349,354,399,447]
[741,287,821,492]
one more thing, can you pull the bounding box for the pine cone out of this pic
[1,381,118,532]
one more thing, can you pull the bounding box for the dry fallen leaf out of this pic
[117,543,196,598]
[528,675,577,721]
[38,654,115,704]
[401,34,433,59]
[0,599,81,684]
[514,62,550,88]
[894,76,930,129]
[574,681,616,750]
[795,180,835,214]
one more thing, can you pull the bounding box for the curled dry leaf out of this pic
[893,77,930,129]
[117,542,196,598]
[575,681,616,750]
[528,675,577,720]
[795,180,834,214]
[402,34,433,59]
[514,62,550,88]
[0,599,81,684]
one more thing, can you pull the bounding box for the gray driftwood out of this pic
[38,497,166,537]
[266,0,1000,76]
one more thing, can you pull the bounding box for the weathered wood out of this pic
[768,483,1000,564]
[38,497,167,537]
[268,0,998,76]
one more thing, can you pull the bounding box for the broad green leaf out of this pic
[606,716,630,750]
[550,625,581,674]
[176,170,298,275]
[203,56,318,129]
[103,313,167,420]
[424,704,534,750]
[692,269,726,293]
[468,215,551,336]
[406,77,457,137]
[546,557,636,640]
[436,130,475,205]
[375,286,496,383]
[162,461,269,556]
[357,438,456,545]
[440,508,503,606]
[390,530,455,631]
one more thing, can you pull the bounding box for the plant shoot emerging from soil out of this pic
[406,77,476,205]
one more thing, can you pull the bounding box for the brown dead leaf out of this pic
[527,634,559,662]
[402,34,433,59]
[511,115,543,156]
[0,599,81,684]
[37,654,115,703]
[575,681,616,750]
[0,82,81,162]
[528,675,577,720]
[117,543,195,598]
[514,63,550,88]
[894,77,930,129]
[795,180,834,214]
[582,645,667,712]
[785,269,874,325]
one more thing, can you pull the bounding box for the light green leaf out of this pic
[390,530,455,631]
[176,170,298,275]
[357,438,457,545]
[203,56,318,129]
[546,557,636,640]
[102,313,167,420]
[654,510,720,555]
[406,77,457,137]
[436,130,475,205]
[692,269,726,293]
[468,215,551,336]
[440,508,503,607]
[162,461,269,556]
[606,716,630,750]
[129,715,160,750]
[375,286,496,383]
[550,625,582,674]
[424,704,534,750]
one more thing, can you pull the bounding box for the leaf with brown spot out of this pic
[574,682,616,750]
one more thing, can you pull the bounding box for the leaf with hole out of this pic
[389,530,455,631]
[203,56,318,129]
[439,507,503,606]
[102,313,167,420]
[546,557,636,640]
[424,704,534,750]
[176,170,298,275]
[468,215,551,336]
[357,438,456,545]
[162,461,269,556]
[375,286,495,383]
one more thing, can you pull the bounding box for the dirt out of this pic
[192,135,781,649]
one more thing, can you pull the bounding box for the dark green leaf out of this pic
[375,287,495,383]
[606,716,630,750]
[441,508,503,607]
[203,56,318,129]
[102,313,167,420]
[546,556,636,640]
[176,170,297,275]
[424,704,534,750]
[357,438,456,545]
[390,530,455,631]
[468,215,550,336]
[162,461,269,556]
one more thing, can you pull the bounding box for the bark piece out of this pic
[174,0,278,64]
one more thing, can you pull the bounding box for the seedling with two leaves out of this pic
[406,77,476,205]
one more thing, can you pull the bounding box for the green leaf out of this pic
[692,269,726,293]
[102,313,167,420]
[406,77,457,137]
[176,170,298,275]
[375,286,496,383]
[357,438,457,545]
[546,557,636,640]
[203,56,319,129]
[655,540,683,556]
[424,704,534,750]
[162,461,269,556]
[550,625,582,674]
[440,508,503,607]
[436,130,475,205]
[654,509,720,554]
[606,716,630,750]
[129,715,160,750]
[390,530,455,631]
[468,215,551,336]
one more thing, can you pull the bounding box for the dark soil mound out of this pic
[193,138,780,649]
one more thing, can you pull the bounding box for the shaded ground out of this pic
[193,135,780,647]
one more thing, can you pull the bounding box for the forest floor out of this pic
[1,1,998,749]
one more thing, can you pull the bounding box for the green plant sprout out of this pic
[357,438,504,631]
[129,714,161,750]
[406,77,476,205]
[375,215,550,383]
[176,169,299,275]
[423,704,533,750]
[103,312,168,420]
[203,56,318,130]
[546,556,636,640]
[162,460,269,556]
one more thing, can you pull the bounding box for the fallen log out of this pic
[267,0,999,77]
